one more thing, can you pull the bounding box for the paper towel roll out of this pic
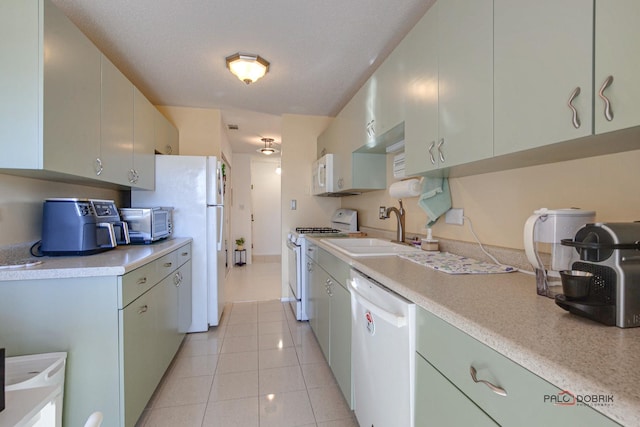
[389,179,421,198]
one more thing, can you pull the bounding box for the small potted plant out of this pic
[235,237,245,251]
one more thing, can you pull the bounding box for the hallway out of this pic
[225,261,283,303]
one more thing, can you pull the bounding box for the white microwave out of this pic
[311,154,335,195]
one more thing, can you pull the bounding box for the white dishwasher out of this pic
[349,269,416,427]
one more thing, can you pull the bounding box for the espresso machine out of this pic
[556,222,640,328]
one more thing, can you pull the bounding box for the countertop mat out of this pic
[398,251,517,274]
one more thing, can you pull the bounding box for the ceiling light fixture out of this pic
[225,53,270,85]
[257,138,279,155]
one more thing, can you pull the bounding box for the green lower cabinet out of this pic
[415,307,620,426]
[415,352,497,427]
[329,280,352,406]
[121,290,157,427]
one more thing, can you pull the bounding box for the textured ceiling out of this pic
[50,0,435,155]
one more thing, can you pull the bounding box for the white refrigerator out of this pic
[132,155,225,332]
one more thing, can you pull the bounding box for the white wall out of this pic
[251,158,281,256]
[0,173,123,246]
[343,142,640,250]
[156,106,224,157]
[281,114,339,297]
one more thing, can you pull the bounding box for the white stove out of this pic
[286,209,358,321]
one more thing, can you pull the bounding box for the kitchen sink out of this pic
[322,238,422,257]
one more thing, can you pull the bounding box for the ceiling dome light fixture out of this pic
[258,137,279,155]
[226,53,270,84]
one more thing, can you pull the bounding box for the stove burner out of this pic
[295,227,341,234]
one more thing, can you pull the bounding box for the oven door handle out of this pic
[286,240,299,251]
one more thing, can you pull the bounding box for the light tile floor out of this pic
[225,262,283,303]
[137,290,358,426]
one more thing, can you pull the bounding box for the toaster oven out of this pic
[119,207,173,244]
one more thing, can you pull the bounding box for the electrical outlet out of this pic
[379,206,387,219]
[445,208,464,225]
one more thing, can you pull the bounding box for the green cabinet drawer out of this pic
[176,243,192,266]
[156,250,178,280]
[317,246,350,287]
[416,308,619,426]
[415,352,498,427]
[119,261,157,308]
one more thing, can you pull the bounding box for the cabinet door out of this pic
[177,260,193,334]
[329,280,352,407]
[594,0,640,134]
[373,43,406,138]
[415,352,498,427]
[437,0,493,167]
[121,290,156,427]
[154,109,179,155]
[308,260,330,361]
[42,0,101,178]
[494,0,593,155]
[155,274,179,375]
[403,4,440,176]
[132,88,155,189]
[100,55,134,185]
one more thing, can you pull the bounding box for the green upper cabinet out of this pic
[494,0,593,155]
[0,0,159,188]
[1,0,102,177]
[100,55,134,186]
[133,88,156,189]
[594,0,640,134]
[366,42,407,143]
[404,0,494,176]
[404,5,439,175]
[154,109,179,155]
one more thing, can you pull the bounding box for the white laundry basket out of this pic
[3,352,67,427]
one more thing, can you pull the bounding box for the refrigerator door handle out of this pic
[217,205,224,251]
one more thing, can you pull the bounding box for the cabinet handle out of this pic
[163,262,172,268]
[174,272,182,286]
[128,169,138,184]
[567,86,582,129]
[94,158,103,176]
[307,262,313,272]
[598,75,614,122]
[166,145,173,154]
[469,366,507,397]
[136,277,147,285]
[138,305,148,314]
[428,141,436,165]
[181,252,189,257]
[437,138,445,163]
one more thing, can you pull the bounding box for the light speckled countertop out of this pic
[0,237,192,281]
[311,237,640,426]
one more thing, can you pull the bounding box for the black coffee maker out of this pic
[556,222,640,328]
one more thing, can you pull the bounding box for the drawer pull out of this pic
[163,262,172,268]
[138,305,148,314]
[137,277,147,285]
[470,366,507,397]
[181,252,189,256]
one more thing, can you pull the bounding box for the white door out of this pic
[250,159,281,258]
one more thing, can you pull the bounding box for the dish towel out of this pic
[418,177,451,226]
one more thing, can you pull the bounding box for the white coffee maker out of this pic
[524,208,595,297]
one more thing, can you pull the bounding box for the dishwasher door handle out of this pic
[349,279,407,328]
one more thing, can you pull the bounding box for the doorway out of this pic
[250,158,282,262]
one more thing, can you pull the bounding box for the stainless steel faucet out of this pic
[383,199,405,243]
